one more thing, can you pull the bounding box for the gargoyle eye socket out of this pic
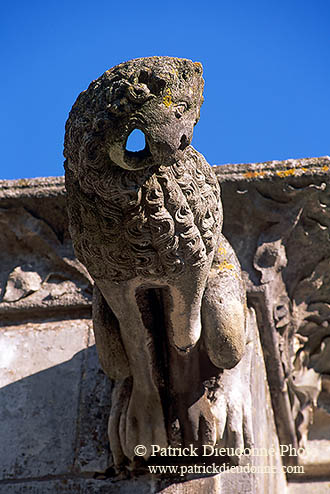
[174,102,188,118]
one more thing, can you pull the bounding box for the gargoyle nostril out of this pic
[126,129,146,152]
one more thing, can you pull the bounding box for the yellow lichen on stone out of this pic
[217,259,239,280]
[163,88,172,107]
[245,171,257,179]
[218,245,227,255]
[241,161,330,180]
[276,168,296,178]
[296,162,308,172]
[217,259,235,271]
[244,170,266,179]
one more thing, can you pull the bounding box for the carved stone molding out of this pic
[0,177,92,321]
[217,156,330,464]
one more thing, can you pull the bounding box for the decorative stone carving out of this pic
[0,190,92,319]
[2,163,329,492]
[216,158,330,463]
[64,57,252,469]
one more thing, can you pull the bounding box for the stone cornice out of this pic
[215,156,330,182]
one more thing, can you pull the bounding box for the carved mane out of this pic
[65,148,222,282]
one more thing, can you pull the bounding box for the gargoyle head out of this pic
[64,57,204,174]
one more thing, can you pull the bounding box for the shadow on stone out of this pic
[0,345,112,482]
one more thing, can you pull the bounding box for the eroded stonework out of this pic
[64,57,251,468]
[1,158,329,492]
[217,157,330,468]
[0,178,92,320]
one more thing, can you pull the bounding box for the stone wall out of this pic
[1,157,329,493]
[217,157,330,493]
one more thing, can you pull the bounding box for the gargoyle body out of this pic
[64,57,252,468]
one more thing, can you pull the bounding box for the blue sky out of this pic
[1,0,329,180]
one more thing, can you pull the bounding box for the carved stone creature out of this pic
[64,57,251,468]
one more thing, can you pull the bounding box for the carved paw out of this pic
[122,386,167,461]
[211,353,254,461]
[214,382,253,450]
[184,393,217,447]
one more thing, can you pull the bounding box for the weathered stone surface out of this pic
[0,319,92,479]
[73,334,112,473]
[0,176,65,200]
[64,56,251,470]
[217,156,330,467]
[0,177,92,320]
[0,155,329,492]
[0,476,230,494]
[0,307,286,493]
[0,478,155,494]
[297,406,330,476]
[288,480,330,493]
[229,308,286,493]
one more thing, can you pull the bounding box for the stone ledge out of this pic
[0,176,65,199]
[288,480,330,494]
[1,156,328,198]
[0,475,220,494]
[215,156,330,182]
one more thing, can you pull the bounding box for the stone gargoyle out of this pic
[64,56,253,469]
